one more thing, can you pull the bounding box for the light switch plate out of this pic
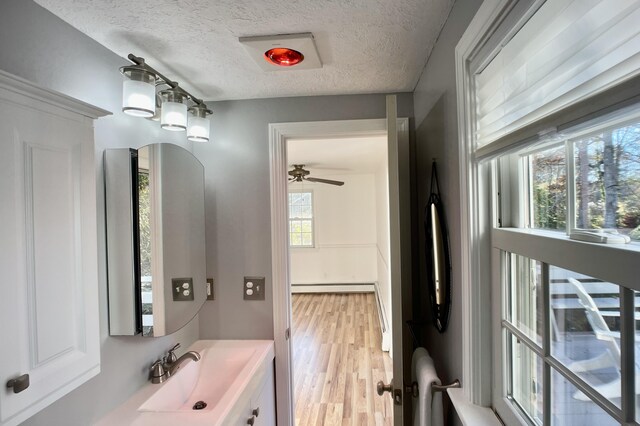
[172,278,194,301]
[206,278,215,300]
[244,276,265,300]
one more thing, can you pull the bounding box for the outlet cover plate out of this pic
[172,278,194,301]
[206,278,215,300]
[244,276,265,300]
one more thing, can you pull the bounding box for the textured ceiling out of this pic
[34,0,453,101]
[288,136,387,175]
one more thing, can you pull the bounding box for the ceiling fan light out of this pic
[121,67,156,118]
[159,89,188,131]
[187,106,211,142]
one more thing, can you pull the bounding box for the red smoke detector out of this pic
[264,48,304,67]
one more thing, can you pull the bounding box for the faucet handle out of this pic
[150,360,167,384]
[166,343,181,363]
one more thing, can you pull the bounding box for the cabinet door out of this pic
[252,365,276,426]
[0,89,101,426]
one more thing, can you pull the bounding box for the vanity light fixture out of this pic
[187,104,211,142]
[120,54,212,140]
[121,66,156,117]
[159,89,188,131]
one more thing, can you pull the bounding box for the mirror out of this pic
[105,143,206,337]
[424,161,451,332]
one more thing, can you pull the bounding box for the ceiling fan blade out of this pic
[305,177,344,186]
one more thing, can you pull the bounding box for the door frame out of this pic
[269,116,410,425]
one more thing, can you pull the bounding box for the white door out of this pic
[377,94,410,424]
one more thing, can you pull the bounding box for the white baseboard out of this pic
[291,283,374,293]
[374,282,391,353]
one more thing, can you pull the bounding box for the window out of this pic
[492,108,640,424]
[525,121,640,240]
[288,191,314,247]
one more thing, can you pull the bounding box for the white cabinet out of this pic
[227,363,276,426]
[251,364,276,426]
[0,71,108,426]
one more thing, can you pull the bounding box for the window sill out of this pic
[448,388,502,426]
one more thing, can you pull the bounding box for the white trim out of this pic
[269,122,294,426]
[492,228,640,291]
[456,0,516,407]
[269,117,408,426]
[448,388,503,426]
[0,69,110,119]
[291,283,374,293]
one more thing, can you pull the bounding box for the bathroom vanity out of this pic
[96,340,275,426]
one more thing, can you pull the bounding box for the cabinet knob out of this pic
[6,374,30,394]
[247,416,255,425]
[252,407,260,417]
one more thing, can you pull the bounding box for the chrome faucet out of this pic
[149,343,201,384]
[167,350,201,376]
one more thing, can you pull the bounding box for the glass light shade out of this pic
[187,114,210,142]
[264,48,304,66]
[122,79,156,117]
[160,101,187,131]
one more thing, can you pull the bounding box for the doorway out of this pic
[269,113,410,426]
[286,135,393,424]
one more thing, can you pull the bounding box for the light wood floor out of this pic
[292,293,393,426]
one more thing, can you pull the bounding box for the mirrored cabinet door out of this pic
[105,143,206,337]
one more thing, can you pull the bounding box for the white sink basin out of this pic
[138,345,256,412]
[96,340,274,426]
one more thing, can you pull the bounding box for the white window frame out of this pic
[456,0,640,424]
[288,189,315,248]
[492,116,640,424]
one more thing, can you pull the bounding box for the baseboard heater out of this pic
[290,283,374,294]
[374,282,391,352]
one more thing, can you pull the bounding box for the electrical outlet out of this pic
[172,278,194,301]
[243,276,265,300]
[206,278,215,300]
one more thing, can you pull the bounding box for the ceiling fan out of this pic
[288,164,344,186]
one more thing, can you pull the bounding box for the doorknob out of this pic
[376,380,393,396]
[6,374,29,394]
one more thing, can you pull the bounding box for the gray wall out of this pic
[412,0,481,424]
[0,1,415,424]
[195,93,414,339]
[0,1,199,425]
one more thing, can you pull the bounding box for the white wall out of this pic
[289,174,377,285]
[0,1,200,425]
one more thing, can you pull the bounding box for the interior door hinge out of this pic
[285,328,290,340]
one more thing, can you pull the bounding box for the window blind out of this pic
[474,0,640,149]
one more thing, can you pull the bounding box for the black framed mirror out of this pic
[424,161,451,332]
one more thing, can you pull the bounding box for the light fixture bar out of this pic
[125,54,212,114]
